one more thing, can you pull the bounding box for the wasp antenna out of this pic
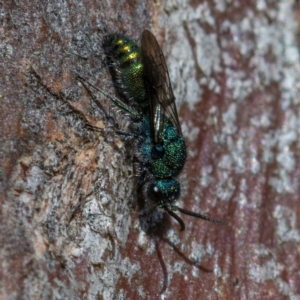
[165,208,185,231]
[172,206,227,225]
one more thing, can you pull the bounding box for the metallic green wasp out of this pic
[94,30,225,230]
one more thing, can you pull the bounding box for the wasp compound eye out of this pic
[148,183,163,202]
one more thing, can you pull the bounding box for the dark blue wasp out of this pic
[83,30,224,231]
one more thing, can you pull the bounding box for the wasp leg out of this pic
[85,123,104,133]
[114,130,138,138]
[76,74,141,121]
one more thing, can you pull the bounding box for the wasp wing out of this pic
[141,30,182,144]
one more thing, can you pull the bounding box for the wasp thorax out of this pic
[147,179,180,205]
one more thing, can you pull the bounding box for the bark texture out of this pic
[1,1,300,299]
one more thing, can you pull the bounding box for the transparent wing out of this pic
[141,30,182,144]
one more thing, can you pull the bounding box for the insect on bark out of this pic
[79,30,225,231]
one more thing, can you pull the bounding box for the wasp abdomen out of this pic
[103,34,146,104]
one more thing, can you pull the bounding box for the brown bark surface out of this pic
[1,1,300,299]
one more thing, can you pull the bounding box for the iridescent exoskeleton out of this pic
[100,30,224,230]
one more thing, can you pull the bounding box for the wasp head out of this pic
[147,179,180,206]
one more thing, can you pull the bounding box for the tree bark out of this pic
[1,1,300,299]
